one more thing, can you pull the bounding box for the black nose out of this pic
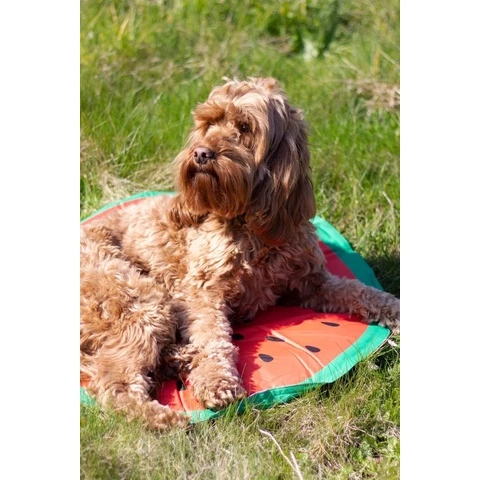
[194,147,215,165]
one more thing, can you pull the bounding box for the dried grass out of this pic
[347,79,400,115]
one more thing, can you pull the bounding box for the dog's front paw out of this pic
[375,296,400,335]
[190,371,246,410]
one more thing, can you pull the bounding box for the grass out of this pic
[80,0,400,478]
[81,346,400,479]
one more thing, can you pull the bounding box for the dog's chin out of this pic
[183,185,242,219]
[179,163,250,219]
[187,166,220,185]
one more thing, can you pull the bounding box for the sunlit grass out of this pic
[80,1,400,478]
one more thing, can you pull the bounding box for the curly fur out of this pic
[80,77,400,430]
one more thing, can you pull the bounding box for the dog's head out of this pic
[172,77,316,245]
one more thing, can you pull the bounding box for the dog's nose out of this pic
[194,147,215,165]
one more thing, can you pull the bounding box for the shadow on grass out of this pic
[365,251,400,298]
[363,250,400,370]
[313,337,399,402]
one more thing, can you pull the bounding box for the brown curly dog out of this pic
[80,77,400,430]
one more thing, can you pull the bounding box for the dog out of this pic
[80,77,400,430]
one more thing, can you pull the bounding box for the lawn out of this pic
[80,0,400,478]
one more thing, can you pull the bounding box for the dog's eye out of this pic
[239,122,250,134]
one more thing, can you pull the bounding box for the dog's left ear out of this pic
[246,104,316,245]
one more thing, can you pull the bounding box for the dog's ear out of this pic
[246,105,316,245]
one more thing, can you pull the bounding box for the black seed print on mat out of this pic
[321,321,340,327]
[305,345,321,353]
[259,354,274,362]
[232,333,244,340]
[266,335,285,342]
[176,380,187,391]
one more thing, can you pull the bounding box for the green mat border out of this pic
[80,191,390,422]
[81,191,175,223]
[310,216,383,291]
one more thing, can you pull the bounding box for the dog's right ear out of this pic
[169,194,202,227]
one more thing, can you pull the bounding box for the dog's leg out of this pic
[82,316,190,430]
[294,271,400,334]
[81,232,189,429]
[154,343,199,382]
[86,335,190,430]
[175,302,246,410]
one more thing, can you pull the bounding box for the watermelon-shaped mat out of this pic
[80,192,392,422]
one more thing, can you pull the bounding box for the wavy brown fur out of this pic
[80,77,400,430]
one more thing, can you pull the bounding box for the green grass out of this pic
[81,0,400,478]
